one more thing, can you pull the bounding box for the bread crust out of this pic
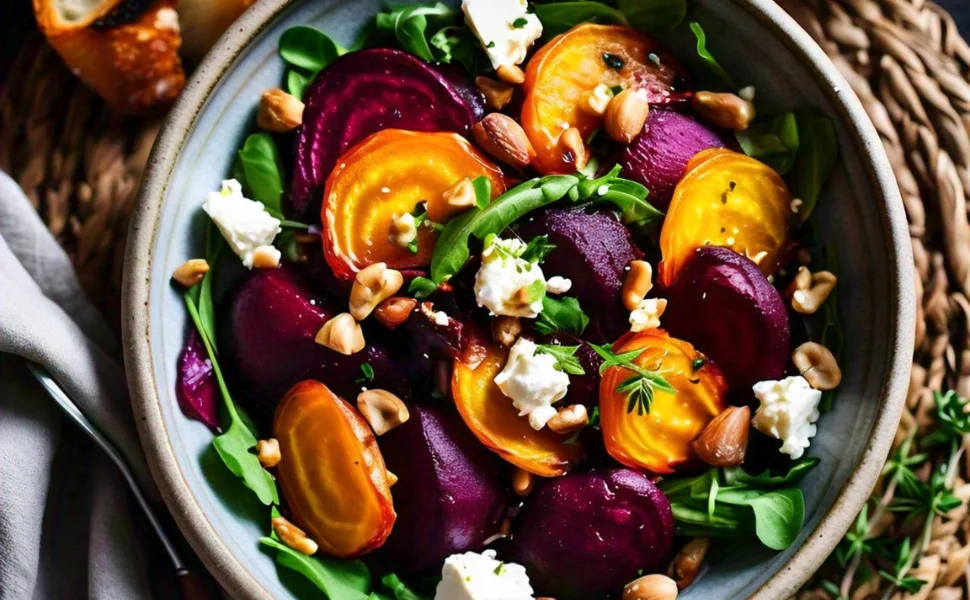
[33,0,186,115]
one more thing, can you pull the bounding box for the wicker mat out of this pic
[3,1,970,597]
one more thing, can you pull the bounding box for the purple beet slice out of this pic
[175,329,219,430]
[514,469,675,599]
[660,246,790,389]
[373,405,507,576]
[616,109,726,211]
[221,267,410,420]
[518,209,642,342]
[291,48,485,220]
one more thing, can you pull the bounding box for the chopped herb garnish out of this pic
[536,344,586,375]
[493,562,506,575]
[472,175,492,209]
[356,363,375,383]
[591,343,676,416]
[486,41,496,48]
[602,52,625,70]
[692,358,705,372]
[522,278,547,304]
[511,17,529,28]
[610,85,624,95]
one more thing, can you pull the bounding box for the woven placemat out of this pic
[4,1,970,597]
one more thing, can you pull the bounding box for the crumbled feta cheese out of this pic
[545,276,572,295]
[434,310,449,326]
[751,376,822,459]
[435,550,534,600]
[202,179,281,269]
[739,85,757,101]
[495,338,569,430]
[462,0,542,70]
[474,237,546,318]
[629,298,667,332]
[389,212,418,248]
[586,83,613,115]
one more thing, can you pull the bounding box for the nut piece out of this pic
[357,389,410,435]
[690,91,755,131]
[476,76,516,110]
[472,113,537,168]
[622,260,654,311]
[172,258,209,288]
[443,178,478,211]
[350,262,405,321]
[256,438,281,468]
[386,471,398,487]
[547,404,589,435]
[257,88,305,133]
[788,267,837,314]
[374,296,417,330]
[271,516,318,556]
[672,537,710,589]
[512,467,534,496]
[623,574,678,600]
[315,313,366,355]
[558,127,588,171]
[496,64,526,84]
[388,213,417,248]
[252,246,281,269]
[491,315,522,347]
[605,89,650,144]
[691,406,750,467]
[583,83,613,116]
[792,342,842,390]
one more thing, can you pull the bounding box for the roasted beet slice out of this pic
[616,109,726,211]
[518,209,641,342]
[660,246,790,389]
[175,329,219,430]
[373,405,507,575]
[291,48,484,220]
[514,469,674,599]
[221,268,410,421]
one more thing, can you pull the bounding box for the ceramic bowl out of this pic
[123,1,915,598]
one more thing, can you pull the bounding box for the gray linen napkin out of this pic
[0,171,153,599]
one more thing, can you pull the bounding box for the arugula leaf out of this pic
[723,458,820,487]
[532,2,629,39]
[408,276,439,299]
[429,175,579,284]
[534,295,589,336]
[617,0,687,31]
[279,26,344,73]
[790,109,838,221]
[379,574,425,600]
[591,343,676,415]
[369,2,486,74]
[184,293,278,505]
[429,26,486,74]
[536,344,586,375]
[571,165,663,227]
[520,235,556,264]
[260,537,371,599]
[188,220,223,353]
[689,22,735,90]
[237,133,284,218]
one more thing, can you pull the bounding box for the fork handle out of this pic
[177,569,219,600]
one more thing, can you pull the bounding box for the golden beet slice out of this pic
[273,380,395,557]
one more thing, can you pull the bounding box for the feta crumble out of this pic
[202,179,281,269]
[462,0,542,70]
[545,276,572,295]
[751,376,822,459]
[474,236,546,318]
[629,298,667,332]
[495,338,569,430]
[434,550,534,600]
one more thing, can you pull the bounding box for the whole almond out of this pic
[373,296,417,329]
[690,91,755,131]
[258,88,305,132]
[605,89,650,144]
[472,113,536,168]
[476,76,515,110]
[691,406,750,467]
[558,127,588,171]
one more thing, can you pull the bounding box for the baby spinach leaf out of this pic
[534,296,589,336]
[408,276,439,299]
[790,109,838,222]
[380,574,425,600]
[617,0,687,31]
[689,22,735,90]
[723,458,820,487]
[279,26,343,73]
[429,175,579,284]
[260,537,371,600]
[287,69,311,101]
[371,2,469,66]
[532,2,629,38]
[237,133,284,217]
[735,112,800,175]
[429,26,486,74]
[747,489,805,550]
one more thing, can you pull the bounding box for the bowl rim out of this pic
[122,1,916,598]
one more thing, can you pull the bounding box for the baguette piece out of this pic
[33,0,186,115]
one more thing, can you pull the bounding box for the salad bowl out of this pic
[123,0,916,598]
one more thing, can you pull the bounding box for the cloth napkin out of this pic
[0,171,155,599]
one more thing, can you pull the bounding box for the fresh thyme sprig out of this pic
[536,344,585,375]
[591,343,676,415]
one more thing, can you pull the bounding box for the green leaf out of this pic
[519,234,556,264]
[571,164,663,227]
[590,342,675,415]
[279,26,343,72]
[746,489,805,550]
[723,458,820,487]
[617,0,687,31]
[534,295,589,336]
[735,112,800,175]
[408,276,439,299]
[536,344,586,375]
[472,176,492,209]
[287,69,312,101]
[522,278,547,303]
[689,22,735,90]
[380,574,425,600]
[428,26,487,74]
[429,175,579,284]
[260,537,371,599]
[237,133,284,217]
[532,2,629,38]
[371,3,462,65]
[790,109,838,221]
[196,221,223,352]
